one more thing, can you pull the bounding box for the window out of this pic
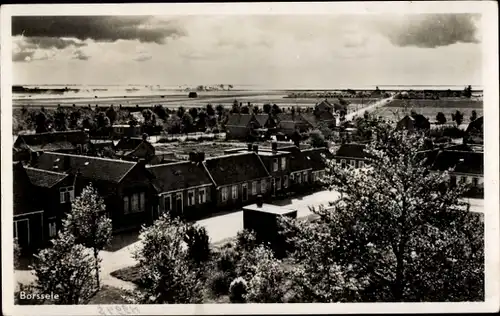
[252,181,257,195]
[123,196,129,214]
[188,190,195,206]
[222,187,229,201]
[283,175,289,188]
[297,173,302,184]
[281,157,287,170]
[199,188,206,204]
[473,177,479,187]
[59,186,75,204]
[341,159,346,168]
[140,192,145,211]
[131,194,140,212]
[359,160,364,168]
[48,218,57,237]
[303,172,308,182]
[273,159,279,172]
[350,160,356,167]
[164,195,172,211]
[276,177,281,190]
[290,174,294,181]
[261,180,267,193]
[232,185,238,199]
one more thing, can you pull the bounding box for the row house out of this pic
[32,152,156,233]
[203,152,272,210]
[302,148,335,184]
[147,153,214,221]
[226,114,263,140]
[430,150,484,198]
[332,143,372,169]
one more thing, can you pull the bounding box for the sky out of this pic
[11,14,483,88]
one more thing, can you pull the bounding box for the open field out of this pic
[385,99,483,108]
[372,106,483,123]
[12,91,383,109]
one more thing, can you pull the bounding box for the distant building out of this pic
[276,113,313,137]
[225,114,262,140]
[13,130,90,161]
[332,143,372,168]
[397,114,431,132]
[112,124,142,138]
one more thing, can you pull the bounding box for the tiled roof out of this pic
[334,143,371,159]
[115,137,144,150]
[25,167,69,188]
[276,113,308,122]
[203,152,270,187]
[303,148,335,171]
[226,114,255,127]
[466,116,483,134]
[29,141,76,152]
[13,162,40,216]
[15,130,88,148]
[280,146,310,172]
[254,114,270,127]
[147,161,212,193]
[431,150,483,175]
[35,152,136,183]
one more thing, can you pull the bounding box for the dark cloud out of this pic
[12,16,186,44]
[376,14,480,48]
[25,36,86,49]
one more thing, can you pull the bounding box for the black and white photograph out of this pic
[1,2,499,315]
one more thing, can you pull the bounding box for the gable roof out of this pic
[303,148,335,171]
[25,167,69,188]
[35,152,136,183]
[431,150,483,175]
[14,130,88,149]
[203,152,270,187]
[147,161,212,193]
[276,113,308,123]
[13,162,41,216]
[334,143,371,159]
[279,146,310,172]
[226,114,256,127]
[115,137,145,150]
[254,114,271,127]
[466,116,483,134]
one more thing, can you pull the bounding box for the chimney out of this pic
[247,143,253,152]
[252,144,259,154]
[189,152,205,163]
[271,141,278,152]
[189,152,197,162]
[197,152,205,162]
[256,195,263,207]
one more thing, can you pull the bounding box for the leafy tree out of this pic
[184,224,211,265]
[182,112,194,133]
[309,129,327,148]
[263,103,271,114]
[31,231,98,304]
[63,184,112,289]
[281,127,484,302]
[54,106,67,131]
[69,109,81,129]
[451,110,464,126]
[14,238,21,269]
[177,106,186,118]
[271,104,282,116]
[462,85,472,98]
[206,104,215,116]
[436,112,447,125]
[215,104,224,117]
[240,105,250,114]
[35,111,48,133]
[229,277,248,303]
[231,101,240,114]
[470,110,477,122]
[188,107,199,120]
[105,105,117,125]
[132,214,204,304]
[197,110,208,131]
[153,105,168,120]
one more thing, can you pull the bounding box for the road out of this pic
[345,96,394,121]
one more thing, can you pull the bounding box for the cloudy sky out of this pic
[12,14,482,88]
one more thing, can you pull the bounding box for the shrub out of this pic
[229,277,248,303]
[235,230,258,255]
[184,224,211,265]
[207,270,232,296]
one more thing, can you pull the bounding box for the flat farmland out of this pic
[384,99,483,109]
[372,106,483,123]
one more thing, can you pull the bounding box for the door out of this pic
[242,184,248,201]
[14,219,30,249]
[175,193,183,216]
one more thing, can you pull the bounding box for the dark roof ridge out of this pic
[44,152,136,164]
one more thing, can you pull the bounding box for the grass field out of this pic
[385,99,483,109]
[372,106,483,123]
